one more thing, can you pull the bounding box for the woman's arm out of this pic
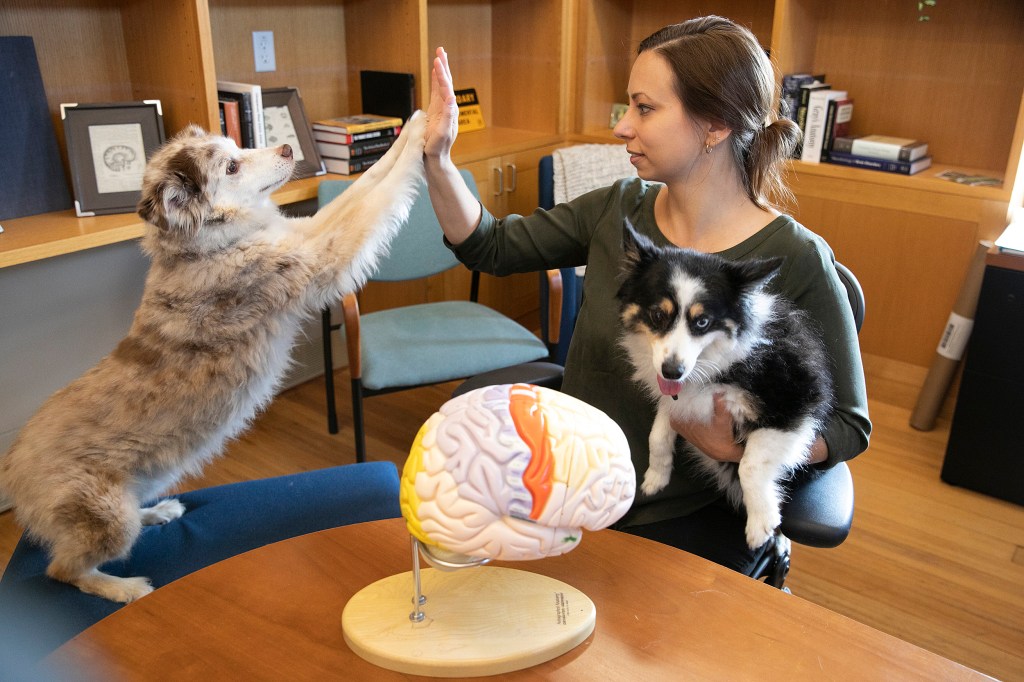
[424,47,481,246]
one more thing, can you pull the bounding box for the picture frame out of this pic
[261,86,325,179]
[60,100,166,217]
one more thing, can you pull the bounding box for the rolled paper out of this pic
[400,384,635,561]
[910,240,993,431]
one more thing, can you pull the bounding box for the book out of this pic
[315,137,394,160]
[359,70,415,123]
[780,73,825,121]
[312,114,403,135]
[323,152,386,175]
[832,135,928,162]
[0,36,73,220]
[826,150,932,175]
[217,80,265,147]
[219,98,242,146]
[820,97,853,161]
[800,89,847,163]
[313,126,401,145]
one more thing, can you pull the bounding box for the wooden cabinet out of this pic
[3,0,1023,367]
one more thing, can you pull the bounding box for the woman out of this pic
[423,16,870,573]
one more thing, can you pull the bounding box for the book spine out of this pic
[324,153,386,175]
[313,127,401,144]
[826,151,928,174]
[832,136,856,154]
[800,94,831,163]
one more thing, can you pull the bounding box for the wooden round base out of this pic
[342,567,595,678]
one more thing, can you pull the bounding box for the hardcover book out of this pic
[315,137,394,160]
[800,90,847,163]
[821,98,854,161]
[313,114,403,135]
[832,135,928,162]
[313,126,401,145]
[0,36,73,220]
[323,152,386,175]
[217,80,265,147]
[826,150,932,175]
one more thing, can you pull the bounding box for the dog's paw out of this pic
[744,508,781,550]
[140,498,185,525]
[77,574,154,603]
[640,468,670,496]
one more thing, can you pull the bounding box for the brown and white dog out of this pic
[0,111,426,602]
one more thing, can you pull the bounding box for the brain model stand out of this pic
[342,384,635,677]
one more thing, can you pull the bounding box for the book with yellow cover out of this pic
[312,114,403,134]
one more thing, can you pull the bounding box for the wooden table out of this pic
[51,518,988,681]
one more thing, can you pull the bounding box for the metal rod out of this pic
[409,536,426,622]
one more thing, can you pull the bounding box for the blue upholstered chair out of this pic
[0,461,401,663]
[318,171,551,463]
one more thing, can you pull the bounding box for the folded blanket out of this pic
[552,144,637,205]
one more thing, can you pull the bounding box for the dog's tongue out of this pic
[657,375,683,397]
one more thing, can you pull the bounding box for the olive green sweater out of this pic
[450,178,871,527]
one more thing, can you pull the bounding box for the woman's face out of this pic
[613,50,706,183]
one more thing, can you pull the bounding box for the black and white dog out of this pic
[616,223,834,549]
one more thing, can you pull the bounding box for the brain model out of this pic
[400,384,635,561]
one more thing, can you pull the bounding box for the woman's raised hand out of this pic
[425,47,459,159]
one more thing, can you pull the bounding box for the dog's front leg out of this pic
[737,427,813,549]
[642,407,676,496]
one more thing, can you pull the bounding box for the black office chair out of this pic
[454,155,864,589]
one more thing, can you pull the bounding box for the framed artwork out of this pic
[261,86,325,179]
[60,100,165,216]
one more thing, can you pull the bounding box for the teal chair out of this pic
[319,170,550,462]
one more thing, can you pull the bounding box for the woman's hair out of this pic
[638,16,800,210]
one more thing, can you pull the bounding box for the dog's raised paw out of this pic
[140,498,186,525]
[640,468,671,496]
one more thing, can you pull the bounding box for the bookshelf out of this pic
[2,0,1022,366]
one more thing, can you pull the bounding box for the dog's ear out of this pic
[137,147,207,235]
[621,219,659,272]
[731,256,783,292]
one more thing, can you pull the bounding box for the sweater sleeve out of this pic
[777,240,872,468]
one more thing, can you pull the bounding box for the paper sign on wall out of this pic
[455,88,485,132]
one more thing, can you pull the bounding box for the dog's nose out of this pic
[661,360,685,381]
[280,144,293,159]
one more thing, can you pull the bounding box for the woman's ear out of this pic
[705,120,733,150]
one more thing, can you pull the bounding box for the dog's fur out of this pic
[616,224,834,549]
[0,111,427,602]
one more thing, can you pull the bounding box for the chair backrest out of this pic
[835,261,865,332]
[317,169,480,282]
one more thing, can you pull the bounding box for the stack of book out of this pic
[217,80,265,149]
[826,135,932,176]
[780,72,853,163]
[312,114,403,175]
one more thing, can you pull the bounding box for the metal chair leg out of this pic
[321,308,339,434]
[351,378,366,463]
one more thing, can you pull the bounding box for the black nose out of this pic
[280,144,293,159]
[661,360,685,380]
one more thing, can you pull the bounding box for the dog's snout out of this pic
[661,359,685,381]
[280,144,293,159]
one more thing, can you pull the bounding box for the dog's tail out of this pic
[299,110,427,309]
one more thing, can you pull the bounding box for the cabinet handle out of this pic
[493,166,504,197]
[505,163,517,193]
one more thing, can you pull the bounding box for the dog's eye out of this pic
[226,160,239,175]
[692,315,711,330]
[647,307,668,327]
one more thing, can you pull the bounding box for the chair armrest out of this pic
[545,269,563,346]
[341,293,362,380]
[779,462,854,548]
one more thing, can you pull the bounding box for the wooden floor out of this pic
[1,354,1022,680]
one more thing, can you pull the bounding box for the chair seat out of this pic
[0,462,401,660]
[360,300,549,391]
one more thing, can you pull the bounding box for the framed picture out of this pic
[60,100,166,216]
[261,86,325,179]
